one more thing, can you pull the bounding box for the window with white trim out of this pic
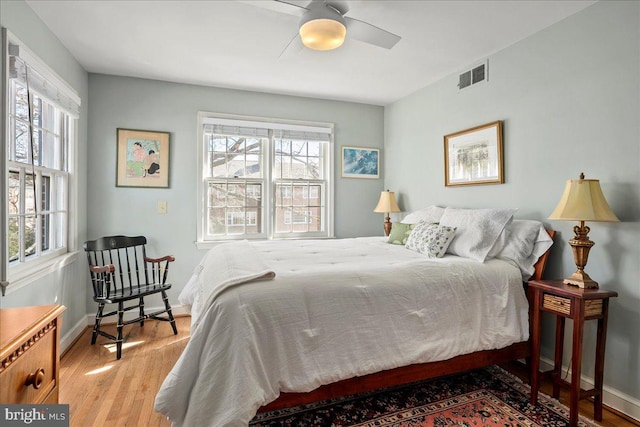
[197,113,334,243]
[2,31,79,289]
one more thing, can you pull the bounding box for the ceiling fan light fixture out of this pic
[299,17,346,51]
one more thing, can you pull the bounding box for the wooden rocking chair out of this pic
[84,235,178,359]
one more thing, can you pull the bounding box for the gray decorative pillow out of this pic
[387,223,415,245]
[405,221,457,258]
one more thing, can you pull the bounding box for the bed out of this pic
[154,207,554,427]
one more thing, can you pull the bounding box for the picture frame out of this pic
[116,128,170,188]
[341,146,380,179]
[444,120,503,187]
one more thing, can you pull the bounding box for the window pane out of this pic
[246,183,262,207]
[41,175,51,211]
[31,128,41,166]
[31,96,42,128]
[41,213,51,252]
[13,84,29,121]
[41,131,57,168]
[208,207,226,235]
[275,207,291,233]
[53,212,65,250]
[14,120,30,163]
[42,102,57,132]
[208,182,227,206]
[24,215,36,259]
[308,141,320,156]
[25,174,35,213]
[308,207,322,232]
[276,183,292,206]
[8,217,19,263]
[226,183,245,207]
[8,171,19,214]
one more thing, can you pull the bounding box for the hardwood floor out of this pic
[60,316,638,426]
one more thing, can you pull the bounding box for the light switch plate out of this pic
[158,201,167,214]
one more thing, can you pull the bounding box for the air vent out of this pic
[458,60,488,90]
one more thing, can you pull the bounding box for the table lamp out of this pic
[548,173,619,288]
[374,190,401,236]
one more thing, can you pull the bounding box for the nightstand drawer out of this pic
[543,293,571,314]
[543,293,603,316]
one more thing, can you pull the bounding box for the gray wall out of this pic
[385,0,639,407]
[87,74,384,306]
[0,1,89,341]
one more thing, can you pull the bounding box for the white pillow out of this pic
[401,206,446,224]
[439,207,516,262]
[496,220,554,280]
[405,221,457,258]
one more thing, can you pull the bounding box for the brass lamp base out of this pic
[565,221,599,289]
[563,270,599,289]
[383,215,392,236]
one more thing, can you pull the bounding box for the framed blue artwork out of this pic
[341,146,379,179]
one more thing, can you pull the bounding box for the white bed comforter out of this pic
[154,237,529,427]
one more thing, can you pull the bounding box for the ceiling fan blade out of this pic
[279,33,305,58]
[239,1,309,17]
[325,1,349,16]
[344,16,401,49]
[272,0,310,17]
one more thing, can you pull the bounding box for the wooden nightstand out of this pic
[528,280,617,427]
[0,304,66,404]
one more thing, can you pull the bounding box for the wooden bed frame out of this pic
[259,230,556,413]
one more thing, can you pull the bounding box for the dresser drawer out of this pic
[0,329,57,404]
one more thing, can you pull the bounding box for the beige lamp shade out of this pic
[548,176,619,222]
[548,173,618,288]
[373,190,400,214]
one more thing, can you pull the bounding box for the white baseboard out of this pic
[60,316,91,354]
[60,304,190,354]
[539,357,640,423]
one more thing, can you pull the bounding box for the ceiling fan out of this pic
[246,0,401,56]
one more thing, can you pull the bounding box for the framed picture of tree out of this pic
[116,128,170,188]
[444,121,503,187]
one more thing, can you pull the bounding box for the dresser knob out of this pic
[25,368,45,390]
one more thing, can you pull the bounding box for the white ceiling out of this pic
[26,0,596,106]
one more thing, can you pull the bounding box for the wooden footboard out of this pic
[259,341,530,412]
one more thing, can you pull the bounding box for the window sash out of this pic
[7,163,68,265]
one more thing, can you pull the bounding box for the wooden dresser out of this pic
[0,304,66,404]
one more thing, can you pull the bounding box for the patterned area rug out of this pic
[250,365,599,427]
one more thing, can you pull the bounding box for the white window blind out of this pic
[8,43,81,118]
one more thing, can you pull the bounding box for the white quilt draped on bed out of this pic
[154,237,529,427]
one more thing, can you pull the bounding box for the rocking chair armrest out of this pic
[89,264,115,274]
[145,255,175,263]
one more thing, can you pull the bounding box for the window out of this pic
[2,32,80,290]
[197,113,333,244]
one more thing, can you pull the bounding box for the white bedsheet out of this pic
[155,237,529,427]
